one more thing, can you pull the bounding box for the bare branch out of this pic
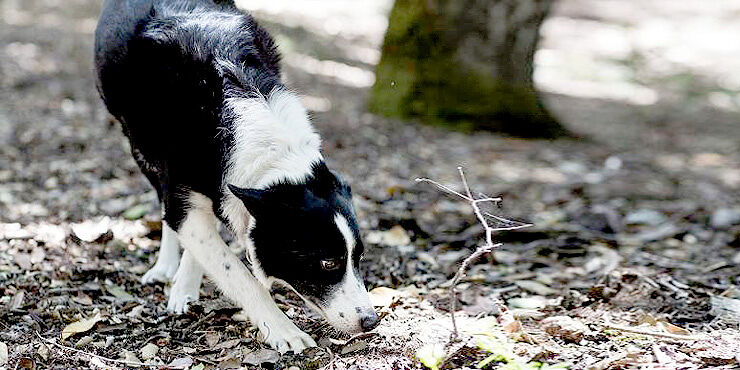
[473,197,503,204]
[417,166,530,340]
[601,323,705,341]
[415,178,471,201]
[35,332,154,368]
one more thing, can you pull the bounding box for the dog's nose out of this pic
[359,309,380,331]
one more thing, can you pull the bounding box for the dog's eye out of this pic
[320,259,340,271]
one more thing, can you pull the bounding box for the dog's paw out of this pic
[167,291,197,314]
[167,275,201,314]
[141,261,178,284]
[259,320,316,354]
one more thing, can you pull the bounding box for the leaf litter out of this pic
[2,0,740,368]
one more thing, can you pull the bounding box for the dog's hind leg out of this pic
[141,219,181,284]
[167,249,204,313]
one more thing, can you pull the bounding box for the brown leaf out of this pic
[541,316,588,343]
[368,287,401,307]
[500,311,521,334]
[205,332,221,348]
[61,313,104,340]
[243,349,279,366]
[10,290,25,310]
[213,338,240,351]
[659,321,690,335]
[72,292,93,306]
[165,357,193,369]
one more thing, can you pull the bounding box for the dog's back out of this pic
[94,0,282,227]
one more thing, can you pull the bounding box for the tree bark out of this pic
[369,0,567,138]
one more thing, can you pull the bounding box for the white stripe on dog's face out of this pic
[319,214,375,333]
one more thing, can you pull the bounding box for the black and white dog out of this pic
[94,0,378,353]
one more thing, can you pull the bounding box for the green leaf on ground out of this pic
[122,204,151,220]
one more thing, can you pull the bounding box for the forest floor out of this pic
[2,0,740,369]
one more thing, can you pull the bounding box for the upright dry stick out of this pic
[417,167,531,339]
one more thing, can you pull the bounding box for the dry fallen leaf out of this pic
[368,286,401,307]
[217,357,241,369]
[243,349,279,366]
[514,280,557,296]
[106,285,135,302]
[205,332,221,348]
[10,290,25,310]
[499,311,521,334]
[0,342,8,366]
[71,218,113,242]
[61,313,104,340]
[166,357,193,369]
[213,338,240,351]
[541,316,589,343]
[366,226,411,247]
[341,340,368,354]
[659,321,691,335]
[88,356,115,369]
[140,342,159,360]
[120,350,141,367]
[72,292,93,306]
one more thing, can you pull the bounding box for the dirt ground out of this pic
[2,0,740,369]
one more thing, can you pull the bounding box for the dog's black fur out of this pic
[95,0,281,229]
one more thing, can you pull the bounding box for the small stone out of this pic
[508,296,547,309]
[542,316,589,343]
[625,209,666,226]
[514,280,557,296]
[710,208,740,229]
[635,223,681,243]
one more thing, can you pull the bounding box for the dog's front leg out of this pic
[177,206,316,353]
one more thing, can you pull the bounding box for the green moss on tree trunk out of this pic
[369,0,567,138]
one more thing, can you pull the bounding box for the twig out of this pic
[602,323,705,341]
[185,311,215,334]
[416,167,532,340]
[35,331,155,368]
[447,244,499,338]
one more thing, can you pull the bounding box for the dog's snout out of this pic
[359,309,380,331]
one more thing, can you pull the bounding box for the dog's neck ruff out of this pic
[224,87,322,189]
[221,88,322,233]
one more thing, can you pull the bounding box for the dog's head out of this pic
[228,163,379,333]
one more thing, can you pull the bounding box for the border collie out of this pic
[94,0,378,353]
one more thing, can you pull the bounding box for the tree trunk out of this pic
[369,0,567,138]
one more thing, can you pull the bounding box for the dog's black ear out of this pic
[228,184,269,216]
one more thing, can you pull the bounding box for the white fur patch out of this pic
[178,192,316,353]
[141,221,181,284]
[320,214,374,333]
[168,250,204,313]
[221,88,323,235]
